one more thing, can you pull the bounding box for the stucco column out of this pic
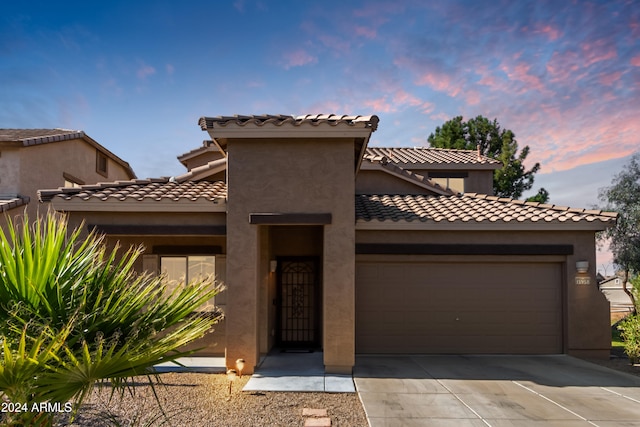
[225,218,260,373]
[323,214,356,374]
[566,234,610,359]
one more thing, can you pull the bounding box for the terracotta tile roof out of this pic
[39,179,227,203]
[0,128,82,144]
[0,196,30,212]
[174,158,226,183]
[365,147,501,167]
[199,114,379,132]
[177,140,219,165]
[355,193,617,225]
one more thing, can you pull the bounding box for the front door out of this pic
[276,257,320,349]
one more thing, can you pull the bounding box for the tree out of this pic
[598,153,640,314]
[0,212,223,425]
[428,115,549,202]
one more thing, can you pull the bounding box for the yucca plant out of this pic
[0,212,223,425]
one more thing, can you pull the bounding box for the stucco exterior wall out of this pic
[355,168,494,195]
[0,148,21,195]
[356,170,433,195]
[426,170,494,194]
[226,138,356,374]
[59,210,229,356]
[15,139,132,219]
[356,228,610,358]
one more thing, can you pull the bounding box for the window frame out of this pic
[96,150,108,177]
[159,254,218,313]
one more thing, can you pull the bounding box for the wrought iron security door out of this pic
[276,257,320,348]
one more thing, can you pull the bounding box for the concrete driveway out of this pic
[354,355,640,426]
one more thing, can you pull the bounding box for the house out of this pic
[39,114,617,374]
[0,129,136,228]
[599,274,636,321]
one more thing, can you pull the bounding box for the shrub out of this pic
[0,212,222,425]
[618,314,640,364]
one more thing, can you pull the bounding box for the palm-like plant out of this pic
[0,212,222,425]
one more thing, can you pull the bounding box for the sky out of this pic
[2,0,639,271]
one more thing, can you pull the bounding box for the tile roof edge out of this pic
[365,146,501,165]
[199,114,379,132]
[38,178,171,202]
[176,140,218,164]
[174,158,227,183]
[0,195,30,212]
[464,193,618,219]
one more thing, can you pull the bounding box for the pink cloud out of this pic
[317,34,351,55]
[538,24,562,41]
[631,55,640,67]
[392,89,422,107]
[165,64,174,75]
[354,25,377,39]
[464,90,481,106]
[136,64,156,79]
[282,49,318,69]
[419,101,435,114]
[514,105,640,173]
[478,73,501,89]
[415,71,460,96]
[630,19,640,38]
[363,97,395,113]
[429,112,451,122]
[599,71,622,86]
[546,50,586,83]
[526,23,562,41]
[499,61,545,92]
[580,40,617,67]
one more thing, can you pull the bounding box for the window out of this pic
[96,150,108,176]
[160,255,216,312]
[428,172,467,193]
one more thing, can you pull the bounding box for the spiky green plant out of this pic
[0,212,222,425]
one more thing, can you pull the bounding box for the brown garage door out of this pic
[356,261,562,354]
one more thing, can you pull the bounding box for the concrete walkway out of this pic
[354,355,640,426]
[243,351,355,392]
[153,356,226,373]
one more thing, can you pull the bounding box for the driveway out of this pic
[354,355,640,426]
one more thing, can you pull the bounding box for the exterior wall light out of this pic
[575,261,591,285]
[270,260,277,273]
[576,261,589,273]
[226,369,238,400]
[236,358,246,377]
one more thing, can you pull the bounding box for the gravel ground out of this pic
[57,373,368,427]
[53,355,639,427]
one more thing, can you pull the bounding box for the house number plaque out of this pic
[575,276,591,285]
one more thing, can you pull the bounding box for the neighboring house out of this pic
[599,275,636,318]
[0,129,136,228]
[39,114,617,374]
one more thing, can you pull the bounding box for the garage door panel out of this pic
[356,261,562,354]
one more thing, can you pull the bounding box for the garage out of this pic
[356,260,563,354]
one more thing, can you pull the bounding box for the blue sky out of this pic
[2,1,639,268]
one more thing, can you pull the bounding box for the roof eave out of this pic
[355,220,615,231]
[46,198,227,213]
